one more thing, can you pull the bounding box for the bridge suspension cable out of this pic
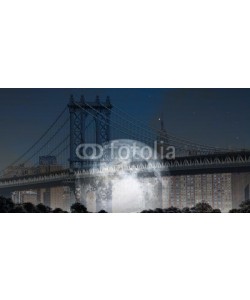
[1,106,70,177]
[10,107,68,166]
[74,100,215,155]
[21,118,70,166]
[74,100,209,156]
[82,99,229,154]
[109,102,241,153]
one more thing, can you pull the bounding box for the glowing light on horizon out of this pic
[112,175,144,213]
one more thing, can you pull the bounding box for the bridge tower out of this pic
[68,95,112,170]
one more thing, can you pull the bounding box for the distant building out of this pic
[38,156,63,174]
[4,164,37,178]
[37,186,70,211]
[245,184,250,201]
[39,156,57,166]
[6,156,70,211]
[156,114,169,158]
[162,173,233,212]
[12,190,38,204]
[231,173,250,208]
[37,156,70,210]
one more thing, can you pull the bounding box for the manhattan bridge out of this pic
[1,95,250,212]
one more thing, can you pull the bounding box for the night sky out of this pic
[0,88,249,170]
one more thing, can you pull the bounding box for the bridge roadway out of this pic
[1,151,250,197]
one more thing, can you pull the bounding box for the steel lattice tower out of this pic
[68,95,112,169]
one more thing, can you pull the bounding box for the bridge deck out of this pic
[1,151,250,194]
